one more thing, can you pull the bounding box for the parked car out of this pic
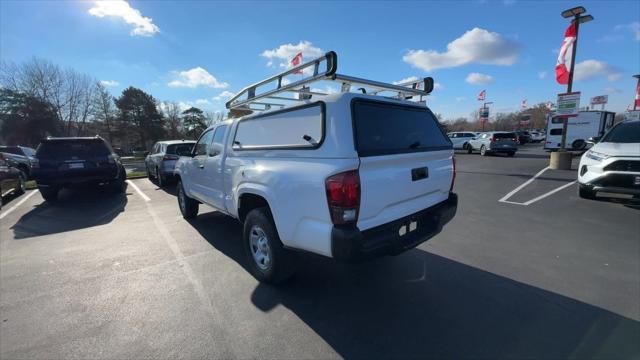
[577,120,640,199]
[175,83,457,283]
[132,147,149,158]
[514,131,532,145]
[0,145,37,178]
[447,132,477,150]
[145,140,196,186]
[32,136,126,202]
[0,153,26,208]
[467,131,519,156]
[529,132,545,143]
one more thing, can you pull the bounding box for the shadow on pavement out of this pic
[186,212,639,358]
[11,187,128,239]
[250,250,640,359]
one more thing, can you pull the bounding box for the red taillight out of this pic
[450,157,456,192]
[163,155,179,161]
[325,170,360,225]
[512,137,517,142]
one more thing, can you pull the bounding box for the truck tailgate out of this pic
[357,150,453,230]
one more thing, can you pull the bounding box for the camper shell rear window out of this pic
[351,99,451,157]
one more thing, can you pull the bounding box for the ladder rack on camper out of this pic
[225,51,434,112]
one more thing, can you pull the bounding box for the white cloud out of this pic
[615,22,640,41]
[100,80,119,87]
[465,72,493,85]
[213,90,235,101]
[403,28,519,71]
[88,0,160,37]
[178,102,193,111]
[393,76,442,90]
[261,41,324,69]
[195,98,210,106]
[603,87,622,94]
[393,76,419,84]
[574,60,622,82]
[537,71,547,79]
[168,67,228,88]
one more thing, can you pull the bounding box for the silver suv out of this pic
[467,131,518,157]
[145,140,195,186]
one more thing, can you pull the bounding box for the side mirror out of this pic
[587,136,600,144]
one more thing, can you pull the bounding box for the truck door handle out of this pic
[198,164,204,169]
[411,167,428,181]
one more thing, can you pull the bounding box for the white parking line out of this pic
[0,190,38,220]
[522,181,577,206]
[498,166,549,203]
[126,180,150,202]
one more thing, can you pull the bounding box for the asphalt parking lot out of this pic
[1,144,639,359]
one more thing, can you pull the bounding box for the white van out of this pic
[544,111,615,151]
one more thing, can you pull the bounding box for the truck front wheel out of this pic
[243,207,296,284]
[177,180,198,219]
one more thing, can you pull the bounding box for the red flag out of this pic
[291,52,303,74]
[521,99,528,109]
[477,90,486,101]
[635,81,640,108]
[556,22,576,85]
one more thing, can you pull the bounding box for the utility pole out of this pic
[550,6,593,170]
[559,7,593,151]
[634,74,640,111]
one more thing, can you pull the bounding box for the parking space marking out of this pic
[498,166,549,204]
[521,181,577,206]
[126,180,150,201]
[0,190,38,220]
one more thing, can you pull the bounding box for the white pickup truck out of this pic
[174,52,458,283]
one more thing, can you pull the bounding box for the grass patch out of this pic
[26,180,37,190]
[127,171,148,179]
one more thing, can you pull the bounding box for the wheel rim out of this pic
[481,146,486,155]
[178,184,186,212]
[249,225,272,271]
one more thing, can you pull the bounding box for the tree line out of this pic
[0,58,224,150]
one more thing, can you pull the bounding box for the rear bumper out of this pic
[331,193,458,262]
[489,145,517,152]
[34,167,123,188]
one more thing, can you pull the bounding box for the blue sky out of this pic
[1,0,638,119]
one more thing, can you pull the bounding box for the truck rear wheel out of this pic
[243,207,296,284]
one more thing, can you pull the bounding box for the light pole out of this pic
[558,6,593,151]
[482,102,493,132]
[634,74,640,111]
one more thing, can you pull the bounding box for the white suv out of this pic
[578,120,640,199]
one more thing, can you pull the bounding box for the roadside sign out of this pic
[556,92,581,117]
[590,95,608,105]
[625,110,640,121]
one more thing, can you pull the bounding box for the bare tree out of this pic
[0,58,96,136]
[161,102,183,138]
[205,110,225,127]
[92,82,117,142]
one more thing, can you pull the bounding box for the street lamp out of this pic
[559,6,593,147]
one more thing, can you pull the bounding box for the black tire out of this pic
[146,165,153,179]
[572,139,586,151]
[578,184,596,200]
[156,167,165,187]
[177,180,198,219]
[111,168,126,193]
[15,171,26,195]
[243,207,296,284]
[467,145,473,154]
[507,151,515,157]
[480,145,488,156]
[39,187,58,202]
